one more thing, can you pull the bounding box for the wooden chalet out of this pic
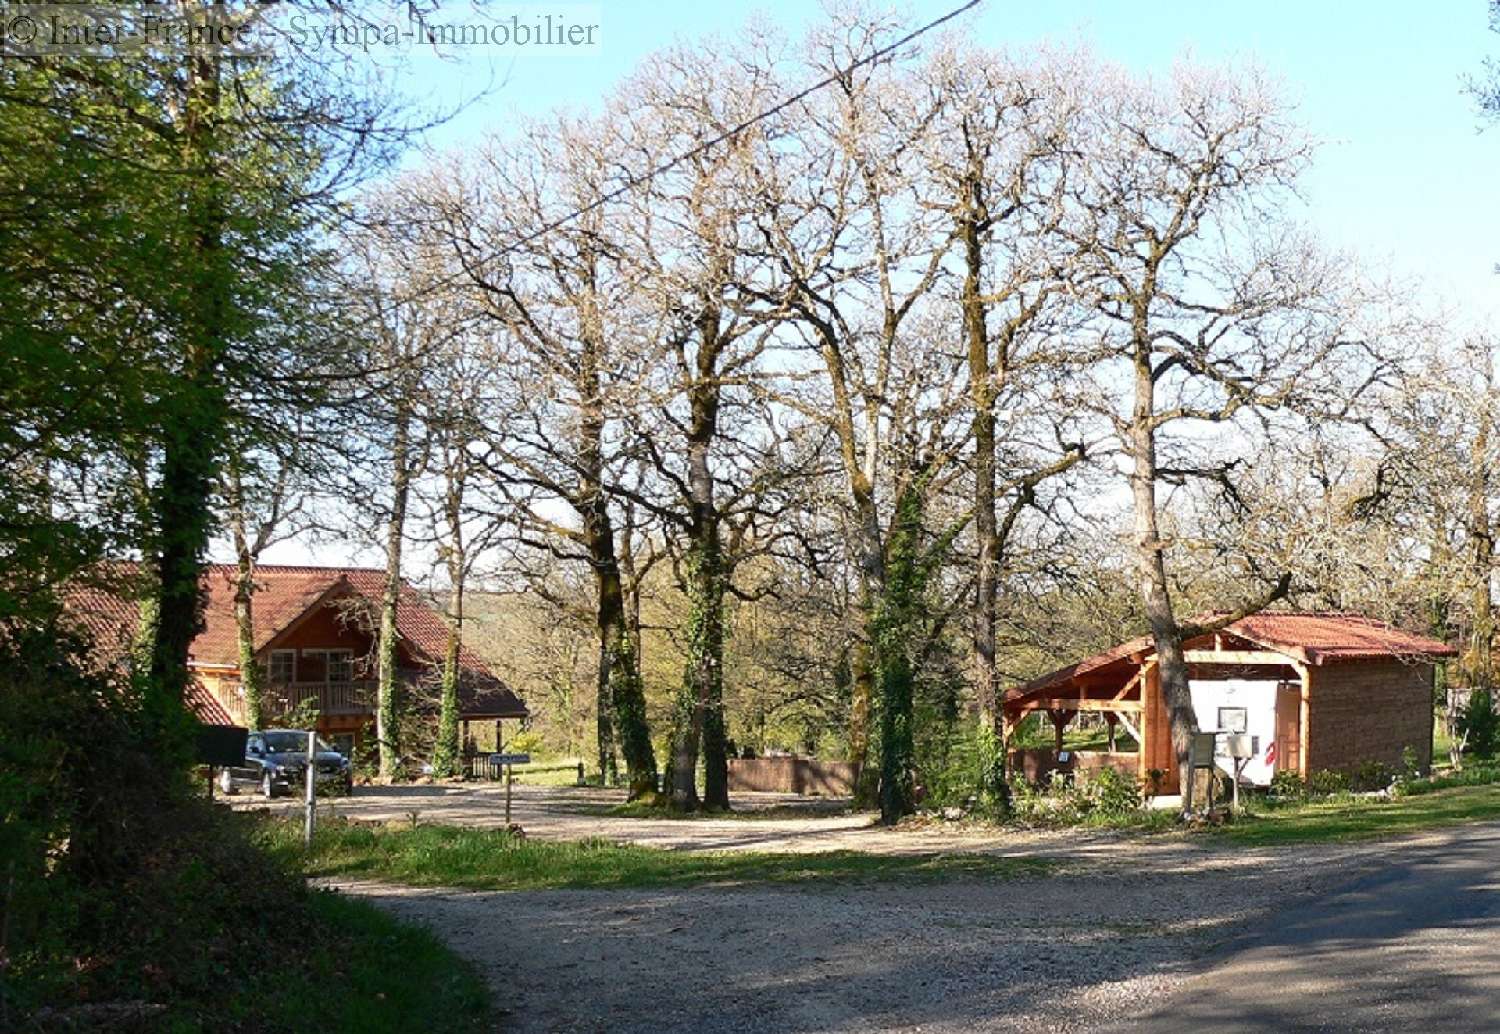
[67,564,527,760]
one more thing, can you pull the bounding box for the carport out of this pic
[1002,612,1455,795]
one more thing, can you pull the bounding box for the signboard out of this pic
[196,724,248,767]
[490,753,531,766]
[1189,732,1218,770]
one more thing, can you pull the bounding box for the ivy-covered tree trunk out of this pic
[613,524,653,795]
[597,553,655,797]
[148,45,227,752]
[876,474,926,826]
[232,555,263,729]
[226,460,264,729]
[670,536,724,811]
[670,316,731,812]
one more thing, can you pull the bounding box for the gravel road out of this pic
[321,827,1470,1033]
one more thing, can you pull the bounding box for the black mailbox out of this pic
[196,724,248,767]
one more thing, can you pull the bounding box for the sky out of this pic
[257,0,1500,568]
[397,0,1500,313]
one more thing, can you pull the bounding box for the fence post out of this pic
[505,763,513,827]
[577,761,585,786]
[304,729,317,848]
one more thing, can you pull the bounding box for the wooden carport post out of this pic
[1048,709,1068,754]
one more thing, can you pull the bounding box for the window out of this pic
[1217,707,1248,734]
[269,650,295,683]
[327,650,353,684]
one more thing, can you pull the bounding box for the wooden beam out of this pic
[1116,711,1143,747]
[1011,698,1143,716]
[1182,650,1296,665]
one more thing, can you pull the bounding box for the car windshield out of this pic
[262,732,333,753]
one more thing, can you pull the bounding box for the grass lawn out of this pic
[1218,782,1500,847]
[257,817,1060,891]
[194,890,490,1033]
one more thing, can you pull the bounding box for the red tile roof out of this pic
[187,679,236,725]
[63,563,526,720]
[1009,611,1456,699]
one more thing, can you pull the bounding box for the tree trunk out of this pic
[962,193,1000,734]
[227,462,264,729]
[611,527,655,796]
[148,46,225,751]
[1467,361,1494,692]
[876,472,927,825]
[377,398,412,779]
[233,547,263,730]
[1128,337,1196,809]
[671,313,731,811]
[432,449,467,779]
[433,589,462,778]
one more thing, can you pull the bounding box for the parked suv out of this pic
[218,729,353,798]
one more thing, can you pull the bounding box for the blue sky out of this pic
[259,2,1500,568]
[404,0,1500,319]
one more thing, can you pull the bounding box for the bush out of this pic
[0,622,488,1030]
[1006,767,1144,826]
[1349,759,1394,793]
[1268,770,1306,801]
[1394,763,1500,797]
[919,726,1009,819]
[1460,687,1500,759]
[1306,769,1350,797]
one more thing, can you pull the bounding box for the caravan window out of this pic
[1217,707,1248,734]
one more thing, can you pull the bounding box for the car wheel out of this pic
[218,768,236,796]
[261,772,277,799]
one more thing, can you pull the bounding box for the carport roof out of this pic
[1008,611,1457,700]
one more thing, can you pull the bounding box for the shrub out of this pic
[1349,759,1394,793]
[1305,769,1350,797]
[1394,763,1500,797]
[1268,770,1305,801]
[1005,767,1143,825]
[1460,687,1499,759]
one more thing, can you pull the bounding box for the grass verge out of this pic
[256,816,1060,891]
[10,804,490,1033]
[1217,782,1500,847]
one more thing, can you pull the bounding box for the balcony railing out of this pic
[216,678,399,723]
[267,680,376,716]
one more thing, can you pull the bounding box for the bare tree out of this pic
[1067,62,1369,807]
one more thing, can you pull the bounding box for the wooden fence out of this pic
[727,757,860,796]
[1009,748,1139,785]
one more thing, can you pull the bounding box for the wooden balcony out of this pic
[215,679,385,723]
[268,680,377,716]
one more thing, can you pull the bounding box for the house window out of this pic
[1217,707,1248,734]
[327,650,353,684]
[269,650,295,683]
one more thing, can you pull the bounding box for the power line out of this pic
[426,0,981,284]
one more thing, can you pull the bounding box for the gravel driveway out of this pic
[327,848,1346,1033]
[251,785,1498,1031]
[310,803,1498,1033]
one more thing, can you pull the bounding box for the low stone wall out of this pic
[1009,748,1139,785]
[727,757,860,796]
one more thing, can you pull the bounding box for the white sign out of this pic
[491,753,531,766]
